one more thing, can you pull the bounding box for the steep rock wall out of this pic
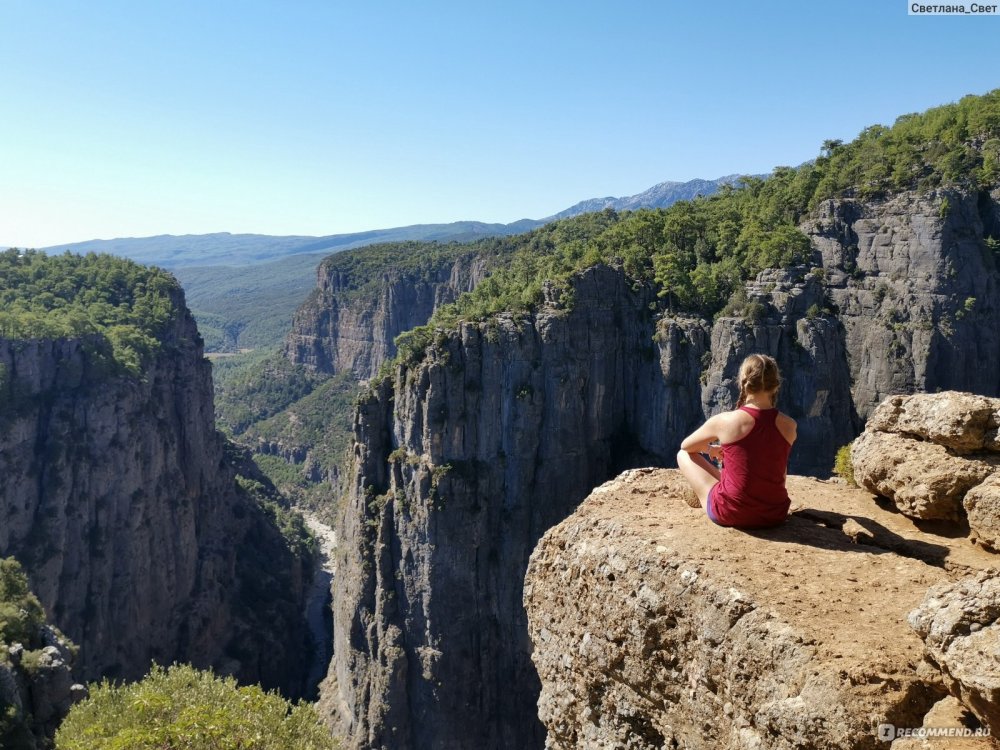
[700,188,1000,472]
[284,253,489,380]
[325,266,710,748]
[0,302,312,694]
[804,188,1000,415]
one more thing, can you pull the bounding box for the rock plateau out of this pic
[525,469,998,749]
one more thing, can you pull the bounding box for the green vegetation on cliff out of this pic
[1,558,77,750]
[243,375,357,505]
[214,355,354,520]
[394,181,815,362]
[313,240,477,302]
[55,664,337,750]
[0,250,183,374]
[0,558,46,647]
[393,90,1000,362]
[810,90,1000,201]
[214,351,327,435]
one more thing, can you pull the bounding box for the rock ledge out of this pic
[525,469,997,749]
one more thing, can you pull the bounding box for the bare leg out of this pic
[676,449,720,512]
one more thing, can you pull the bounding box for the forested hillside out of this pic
[0,250,181,375]
[173,253,328,351]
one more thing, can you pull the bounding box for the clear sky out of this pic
[1,0,998,248]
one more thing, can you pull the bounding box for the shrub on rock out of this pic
[55,664,337,750]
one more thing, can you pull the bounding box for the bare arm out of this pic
[777,413,797,446]
[680,414,725,455]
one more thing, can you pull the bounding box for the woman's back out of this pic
[713,406,793,528]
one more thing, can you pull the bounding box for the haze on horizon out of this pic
[1,0,998,249]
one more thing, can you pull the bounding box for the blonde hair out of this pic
[736,354,781,407]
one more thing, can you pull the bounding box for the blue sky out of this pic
[1,0,998,248]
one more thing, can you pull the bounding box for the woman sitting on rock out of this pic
[677,353,797,528]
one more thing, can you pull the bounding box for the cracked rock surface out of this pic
[524,469,997,750]
[909,570,1000,740]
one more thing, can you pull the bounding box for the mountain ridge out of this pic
[547,173,750,219]
[27,175,745,268]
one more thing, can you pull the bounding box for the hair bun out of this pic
[736,354,781,406]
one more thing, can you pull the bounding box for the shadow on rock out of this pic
[740,508,952,568]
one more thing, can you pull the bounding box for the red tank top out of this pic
[712,407,791,528]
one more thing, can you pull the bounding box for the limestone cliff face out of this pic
[326,266,710,748]
[284,252,489,379]
[701,267,859,476]
[703,188,1000,472]
[0,299,312,694]
[804,188,1000,414]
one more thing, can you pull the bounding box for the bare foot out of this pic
[682,487,702,508]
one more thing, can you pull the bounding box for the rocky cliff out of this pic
[284,248,489,380]
[319,187,1000,748]
[324,265,710,748]
[803,187,1000,416]
[524,468,998,749]
[0,294,313,695]
[704,187,1000,470]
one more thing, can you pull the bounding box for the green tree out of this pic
[821,138,844,157]
[0,250,182,375]
[56,664,338,750]
[0,558,45,646]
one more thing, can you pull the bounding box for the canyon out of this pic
[4,145,1000,750]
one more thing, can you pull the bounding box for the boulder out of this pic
[908,570,1000,739]
[524,469,997,750]
[851,430,994,520]
[25,645,75,728]
[0,625,78,749]
[965,475,1000,553]
[866,392,1000,455]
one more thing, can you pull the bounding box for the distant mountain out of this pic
[33,174,751,269]
[546,175,749,220]
[40,220,544,269]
